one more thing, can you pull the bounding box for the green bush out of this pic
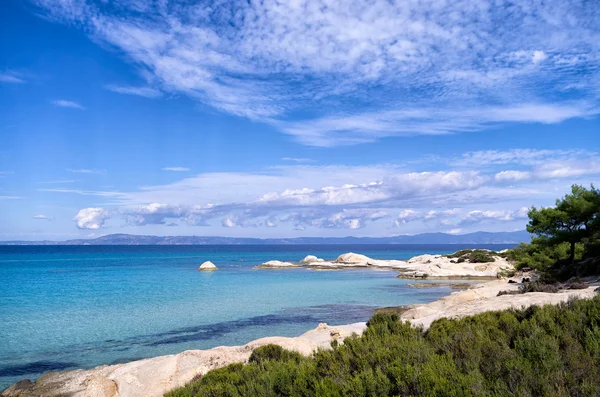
[444,249,496,263]
[167,296,600,397]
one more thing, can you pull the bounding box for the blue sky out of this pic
[0,0,599,240]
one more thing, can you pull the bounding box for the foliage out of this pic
[498,282,561,296]
[527,185,600,263]
[505,241,585,272]
[445,249,496,263]
[167,296,600,397]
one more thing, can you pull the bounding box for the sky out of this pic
[0,0,599,241]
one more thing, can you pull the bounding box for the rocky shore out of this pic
[4,250,599,397]
[256,250,514,278]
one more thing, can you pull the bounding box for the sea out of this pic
[0,244,513,389]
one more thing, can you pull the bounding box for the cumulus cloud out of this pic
[52,99,85,109]
[31,0,600,146]
[51,148,600,233]
[73,208,109,229]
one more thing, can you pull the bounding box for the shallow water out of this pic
[0,244,512,388]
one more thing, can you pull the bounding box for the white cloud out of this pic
[33,215,54,221]
[495,170,532,182]
[52,99,85,109]
[38,180,76,184]
[394,209,419,226]
[460,207,529,225]
[105,84,162,98]
[31,0,600,146]
[0,72,25,83]
[278,103,596,146]
[73,208,110,229]
[162,167,190,172]
[455,149,595,167]
[67,168,105,174]
[532,50,548,64]
[281,157,315,163]
[41,151,598,233]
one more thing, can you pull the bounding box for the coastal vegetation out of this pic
[505,184,600,279]
[167,295,600,397]
[444,249,496,263]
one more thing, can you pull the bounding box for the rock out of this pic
[255,260,301,269]
[334,252,372,264]
[300,255,324,263]
[197,261,218,271]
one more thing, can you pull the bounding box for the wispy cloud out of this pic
[67,168,105,174]
[0,72,25,84]
[453,149,596,167]
[281,157,316,163]
[162,167,190,172]
[33,214,55,221]
[105,84,162,98]
[52,99,85,109]
[38,180,76,184]
[32,0,600,146]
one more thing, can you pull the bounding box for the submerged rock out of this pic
[197,261,218,271]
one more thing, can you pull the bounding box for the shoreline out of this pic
[4,251,599,397]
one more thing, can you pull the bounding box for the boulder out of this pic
[256,260,301,269]
[334,252,372,264]
[197,261,218,271]
[301,255,324,263]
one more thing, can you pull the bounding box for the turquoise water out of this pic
[0,244,512,389]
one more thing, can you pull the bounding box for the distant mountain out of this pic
[0,231,530,245]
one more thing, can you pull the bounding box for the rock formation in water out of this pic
[197,261,218,271]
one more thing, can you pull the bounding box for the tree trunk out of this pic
[570,241,576,264]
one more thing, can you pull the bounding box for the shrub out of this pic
[167,296,600,397]
[444,249,496,263]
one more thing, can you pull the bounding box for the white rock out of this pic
[197,261,218,271]
[334,252,373,264]
[255,260,301,268]
[301,255,324,263]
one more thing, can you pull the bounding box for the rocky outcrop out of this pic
[197,261,218,271]
[1,323,365,397]
[400,279,599,329]
[255,260,301,269]
[334,252,373,264]
[300,255,324,263]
